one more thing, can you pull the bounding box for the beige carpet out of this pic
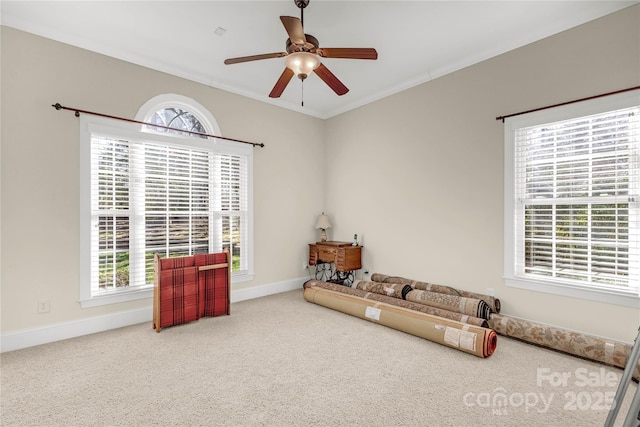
[0,289,635,426]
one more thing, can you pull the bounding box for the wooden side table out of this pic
[308,241,362,285]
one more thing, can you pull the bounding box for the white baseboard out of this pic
[0,307,154,353]
[231,276,306,303]
[1,277,306,353]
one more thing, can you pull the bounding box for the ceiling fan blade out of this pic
[269,68,295,98]
[280,16,306,45]
[317,48,378,60]
[224,52,287,65]
[314,63,349,96]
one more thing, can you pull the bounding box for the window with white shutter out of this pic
[79,96,253,307]
[504,91,639,306]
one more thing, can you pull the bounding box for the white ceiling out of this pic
[2,1,636,119]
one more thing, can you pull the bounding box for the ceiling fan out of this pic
[224,0,378,99]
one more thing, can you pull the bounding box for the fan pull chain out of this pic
[301,80,304,107]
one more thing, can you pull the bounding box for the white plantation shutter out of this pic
[91,137,133,292]
[88,128,251,297]
[216,154,249,273]
[511,102,639,295]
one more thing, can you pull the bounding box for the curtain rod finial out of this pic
[53,103,63,110]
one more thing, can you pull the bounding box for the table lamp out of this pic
[315,213,332,242]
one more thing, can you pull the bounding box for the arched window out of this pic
[147,107,207,137]
[136,94,220,138]
[80,94,253,307]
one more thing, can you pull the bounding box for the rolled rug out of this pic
[371,273,501,313]
[353,280,493,320]
[352,280,413,300]
[454,290,500,314]
[304,283,497,358]
[305,280,488,327]
[488,313,639,381]
[371,273,460,296]
[405,289,493,320]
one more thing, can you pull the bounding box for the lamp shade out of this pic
[315,213,332,230]
[285,52,320,80]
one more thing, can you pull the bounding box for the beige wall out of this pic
[326,5,640,342]
[2,5,639,344]
[1,27,324,333]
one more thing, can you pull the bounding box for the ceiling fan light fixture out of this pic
[224,0,377,98]
[285,52,320,80]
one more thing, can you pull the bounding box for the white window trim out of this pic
[503,90,640,308]
[135,93,221,136]
[80,97,254,308]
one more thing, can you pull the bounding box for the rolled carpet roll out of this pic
[405,289,493,320]
[305,280,488,327]
[371,273,501,313]
[352,280,415,300]
[489,313,639,381]
[371,273,461,296]
[304,283,497,358]
[354,280,492,320]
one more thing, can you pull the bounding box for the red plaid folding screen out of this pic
[153,250,230,332]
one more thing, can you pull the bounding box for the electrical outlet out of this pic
[487,288,495,297]
[363,267,370,275]
[37,299,50,314]
[302,262,309,270]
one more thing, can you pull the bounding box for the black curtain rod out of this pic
[52,103,265,148]
[495,86,640,122]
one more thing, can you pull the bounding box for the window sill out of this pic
[505,276,639,308]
